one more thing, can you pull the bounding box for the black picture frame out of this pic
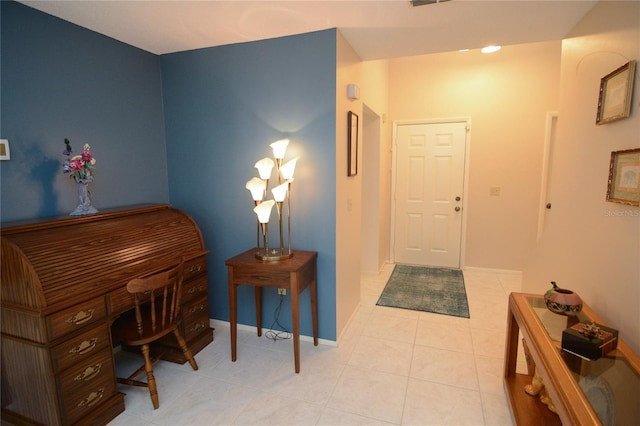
[348,111,358,176]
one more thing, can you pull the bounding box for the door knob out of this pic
[546,203,552,209]
[455,196,461,202]
[455,206,461,212]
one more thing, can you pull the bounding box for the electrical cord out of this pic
[265,293,292,341]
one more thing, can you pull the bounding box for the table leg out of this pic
[290,273,301,373]
[228,269,237,362]
[311,277,318,346]
[255,286,262,337]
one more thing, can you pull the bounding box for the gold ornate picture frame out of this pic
[606,148,640,206]
[596,60,636,125]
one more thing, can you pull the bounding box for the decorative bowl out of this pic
[544,281,582,315]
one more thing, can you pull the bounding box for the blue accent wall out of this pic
[1,1,338,341]
[0,1,168,222]
[161,31,337,340]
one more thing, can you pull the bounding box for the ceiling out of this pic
[20,0,597,60]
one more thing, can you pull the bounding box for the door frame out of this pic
[390,117,471,268]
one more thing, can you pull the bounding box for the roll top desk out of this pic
[1,205,213,425]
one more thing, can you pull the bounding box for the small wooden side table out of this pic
[225,248,318,373]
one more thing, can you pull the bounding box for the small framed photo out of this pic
[606,148,640,206]
[347,111,358,176]
[0,139,10,160]
[596,60,636,125]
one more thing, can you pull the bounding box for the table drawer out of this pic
[47,296,106,341]
[51,323,111,373]
[232,268,290,287]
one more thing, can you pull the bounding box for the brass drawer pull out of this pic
[74,363,102,381]
[65,309,95,325]
[189,303,206,313]
[78,388,104,408]
[189,264,202,274]
[189,321,207,333]
[188,285,204,294]
[70,338,98,355]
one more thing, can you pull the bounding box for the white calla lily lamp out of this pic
[246,139,298,261]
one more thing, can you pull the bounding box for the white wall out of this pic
[386,41,562,271]
[522,1,640,353]
[335,31,363,338]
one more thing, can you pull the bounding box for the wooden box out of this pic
[561,322,618,360]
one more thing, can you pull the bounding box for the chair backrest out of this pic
[127,261,185,337]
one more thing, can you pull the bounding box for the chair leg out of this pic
[141,344,159,409]
[173,330,199,371]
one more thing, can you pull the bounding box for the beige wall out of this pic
[335,31,363,338]
[360,60,391,273]
[386,41,562,270]
[522,1,640,353]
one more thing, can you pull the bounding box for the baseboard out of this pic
[209,319,337,347]
[462,266,522,276]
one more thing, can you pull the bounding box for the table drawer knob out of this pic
[189,264,202,274]
[65,309,95,325]
[69,338,98,355]
[77,388,104,408]
[74,363,102,382]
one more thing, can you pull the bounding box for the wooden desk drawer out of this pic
[182,276,207,303]
[183,295,208,323]
[61,369,116,425]
[47,296,106,341]
[184,255,207,279]
[51,323,111,373]
[184,312,210,342]
[232,268,290,287]
[58,348,114,404]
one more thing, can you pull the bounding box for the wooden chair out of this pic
[112,261,198,409]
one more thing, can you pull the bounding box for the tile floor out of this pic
[109,264,525,425]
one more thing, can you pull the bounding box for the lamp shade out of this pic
[280,157,298,180]
[270,139,289,159]
[271,182,288,202]
[245,177,266,201]
[255,157,274,180]
[253,199,275,223]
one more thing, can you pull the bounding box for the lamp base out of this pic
[255,248,294,262]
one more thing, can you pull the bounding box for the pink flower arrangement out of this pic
[63,138,96,182]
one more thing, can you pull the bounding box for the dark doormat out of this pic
[376,264,470,318]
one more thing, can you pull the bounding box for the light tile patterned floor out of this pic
[108,264,520,425]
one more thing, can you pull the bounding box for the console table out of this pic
[504,292,640,425]
[225,249,318,373]
[1,205,213,425]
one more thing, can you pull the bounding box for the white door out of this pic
[393,121,467,268]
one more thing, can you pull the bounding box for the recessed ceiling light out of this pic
[481,45,501,54]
